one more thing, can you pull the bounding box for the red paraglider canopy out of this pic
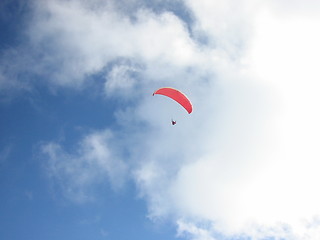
[153,87,193,114]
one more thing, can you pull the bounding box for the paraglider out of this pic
[153,87,193,125]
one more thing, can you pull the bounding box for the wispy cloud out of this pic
[0,144,12,165]
[41,130,127,203]
[177,221,216,240]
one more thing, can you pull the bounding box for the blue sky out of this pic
[0,45,174,240]
[1,1,320,240]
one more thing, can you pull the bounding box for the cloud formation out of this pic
[42,130,127,203]
[24,0,207,89]
[6,0,320,239]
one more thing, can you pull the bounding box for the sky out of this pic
[1,0,320,240]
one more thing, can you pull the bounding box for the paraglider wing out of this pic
[153,87,193,114]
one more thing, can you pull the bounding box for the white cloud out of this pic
[23,0,207,90]
[129,1,320,240]
[177,220,216,240]
[41,130,127,203]
[104,61,141,96]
